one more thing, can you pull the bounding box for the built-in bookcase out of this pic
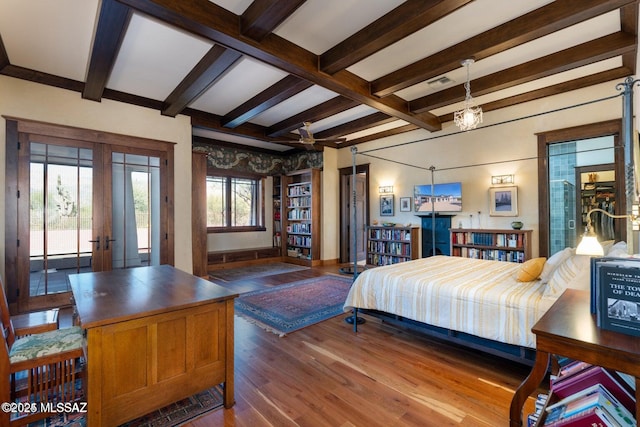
[366,225,419,266]
[272,175,282,255]
[450,228,531,263]
[283,168,321,266]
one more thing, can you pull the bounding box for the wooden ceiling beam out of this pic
[188,108,299,149]
[83,0,132,101]
[410,32,636,113]
[437,67,632,124]
[162,45,242,117]
[266,96,360,137]
[1,64,85,92]
[320,0,471,75]
[340,124,419,147]
[0,34,9,70]
[372,0,636,97]
[241,0,306,41]
[222,74,312,128]
[116,0,442,132]
[313,112,395,140]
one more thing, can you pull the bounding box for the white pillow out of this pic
[600,240,615,255]
[607,241,628,258]
[539,247,573,284]
[543,253,592,297]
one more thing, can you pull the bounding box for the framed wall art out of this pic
[380,195,394,216]
[400,197,411,212]
[489,186,518,216]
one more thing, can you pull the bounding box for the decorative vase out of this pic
[511,221,523,230]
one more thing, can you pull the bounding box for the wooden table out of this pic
[509,289,640,426]
[69,265,238,427]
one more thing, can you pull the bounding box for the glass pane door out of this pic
[29,142,93,300]
[111,152,161,268]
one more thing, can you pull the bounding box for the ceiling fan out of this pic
[275,122,347,149]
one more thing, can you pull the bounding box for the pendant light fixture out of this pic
[454,58,483,131]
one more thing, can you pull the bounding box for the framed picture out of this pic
[380,195,394,216]
[489,186,518,216]
[400,196,411,212]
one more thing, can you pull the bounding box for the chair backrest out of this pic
[0,277,16,348]
[0,278,12,423]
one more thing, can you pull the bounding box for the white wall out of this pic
[321,147,339,261]
[0,75,194,279]
[337,81,625,257]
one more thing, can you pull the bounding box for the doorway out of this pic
[5,119,174,312]
[339,164,369,265]
[538,120,623,257]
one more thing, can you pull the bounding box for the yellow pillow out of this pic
[516,257,546,282]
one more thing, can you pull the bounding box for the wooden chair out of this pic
[0,282,85,426]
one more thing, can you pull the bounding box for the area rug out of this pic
[234,275,353,336]
[209,262,308,282]
[29,385,224,427]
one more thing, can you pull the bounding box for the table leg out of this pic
[509,350,550,427]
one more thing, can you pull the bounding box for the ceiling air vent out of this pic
[427,76,453,88]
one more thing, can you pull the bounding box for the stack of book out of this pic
[541,360,636,426]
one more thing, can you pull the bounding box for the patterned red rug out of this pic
[234,275,353,336]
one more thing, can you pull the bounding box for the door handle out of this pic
[105,236,116,250]
[89,237,100,250]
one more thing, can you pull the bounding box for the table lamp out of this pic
[576,208,638,256]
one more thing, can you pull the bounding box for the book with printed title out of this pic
[595,258,640,338]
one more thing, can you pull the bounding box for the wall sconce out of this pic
[576,208,639,255]
[491,174,514,185]
[378,185,394,194]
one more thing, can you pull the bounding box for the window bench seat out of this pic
[208,247,281,268]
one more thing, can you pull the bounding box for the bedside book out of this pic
[544,383,634,426]
[551,365,635,414]
[545,406,620,427]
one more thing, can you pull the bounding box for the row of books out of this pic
[287,209,311,220]
[527,393,549,426]
[368,241,411,256]
[287,183,311,196]
[368,228,412,241]
[287,235,311,248]
[287,196,311,207]
[451,247,525,263]
[367,254,409,266]
[287,223,311,234]
[450,231,524,248]
[537,360,636,426]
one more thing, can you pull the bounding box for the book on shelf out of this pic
[592,257,640,336]
[528,393,548,427]
[545,405,622,426]
[551,365,635,415]
[544,383,634,426]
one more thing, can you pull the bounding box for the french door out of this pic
[6,119,173,312]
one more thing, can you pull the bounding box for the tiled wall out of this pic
[548,142,577,255]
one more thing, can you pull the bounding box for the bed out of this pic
[343,242,628,361]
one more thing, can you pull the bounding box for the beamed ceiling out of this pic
[0,0,637,153]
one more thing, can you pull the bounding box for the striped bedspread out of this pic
[343,256,556,348]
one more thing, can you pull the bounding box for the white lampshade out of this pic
[575,235,604,256]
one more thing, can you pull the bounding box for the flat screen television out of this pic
[414,182,462,213]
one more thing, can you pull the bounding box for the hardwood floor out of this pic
[182,264,542,427]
